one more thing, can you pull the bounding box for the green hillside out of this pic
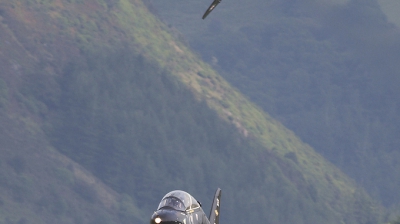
[151,0,400,210]
[0,0,387,223]
[0,113,142,223]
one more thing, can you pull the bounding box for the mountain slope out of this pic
[150,0,400,209]
[0,112,142,224]
[0,0,386,223]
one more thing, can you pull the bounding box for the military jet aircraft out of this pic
[202,0,222,19]
[150,188,221,224]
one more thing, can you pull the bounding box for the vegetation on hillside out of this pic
[35,44,380,223]
[151,0,400,210]
[0,0,390,223]
[0,111,143,224]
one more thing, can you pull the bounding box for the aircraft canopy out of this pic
[157,190,200,212]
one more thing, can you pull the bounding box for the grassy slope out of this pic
[0,0,384,223]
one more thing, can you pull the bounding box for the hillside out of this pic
[0,0,387,223]
[0,113,142,223]
[150,0,400,210]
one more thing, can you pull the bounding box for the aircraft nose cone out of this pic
[150,209,185,224]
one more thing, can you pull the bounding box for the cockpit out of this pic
[157,190,201,212]
[158,196,185,211]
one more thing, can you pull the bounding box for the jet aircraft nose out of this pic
[150,209,186,224]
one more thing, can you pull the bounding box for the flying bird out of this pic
[202,0,221,19]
